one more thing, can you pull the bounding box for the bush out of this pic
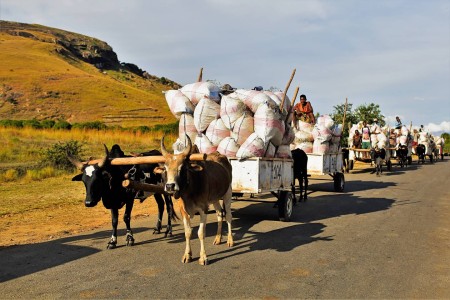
[22,119,42,129]
[0,119,24,128]
[72,121,107,130]
[53,120,72,130]
[41,120,56,129]
[41,140,84,171]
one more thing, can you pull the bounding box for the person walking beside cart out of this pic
[293,94,315,127]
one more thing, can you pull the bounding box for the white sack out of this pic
[164,90,195,118]
[194,97,220,133]
[220,93,248,129]
[281,125,295,145]
[236,133,266,159]
[294,141,313,153]
[313,140,330,154]
[254,102,285,146]
[180,82,220,105]
[217,137,240,158]
[195,134,217,154]
[206,118,230,146]
[231,113,254,145]
[276,145,293,158]
[235,89,275,113]
[179,113,198,143]
[316,115,334,129]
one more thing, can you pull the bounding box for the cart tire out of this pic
[278,191,293,222]
[333,172,345,192]
[349,160,354,171]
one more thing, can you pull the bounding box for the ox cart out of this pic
[307,152,345,192]
[229,157,295,222]
[346,147,392,172]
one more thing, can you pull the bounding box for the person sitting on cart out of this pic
[220,83,236,97]
[395,116,402,129]
[293,94,315,126]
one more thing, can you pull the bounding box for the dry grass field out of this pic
[0,127,178,247]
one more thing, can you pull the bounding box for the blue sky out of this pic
[2,0,449,133]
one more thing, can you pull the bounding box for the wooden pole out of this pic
[197,67,203,82]
[285,86,299,123]
[280,68,296,110]
[87,153,206,166]
[122,180,166,194]
[342,97,348,129]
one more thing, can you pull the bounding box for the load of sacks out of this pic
[165,82,294,160]
[393,126,412,146]
[291,114,342,154]
[348,121,388,149]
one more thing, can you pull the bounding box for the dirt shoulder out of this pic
[0,175,163,247]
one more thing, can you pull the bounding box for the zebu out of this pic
[69,144,177,249]
[154,136,233,265]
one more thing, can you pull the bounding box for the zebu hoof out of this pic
[199,257,208,266]
[107,241,117,249]
[181,253,192,264]
[227,237,234,247]
[213,235,222,245]
[152,228,161,235]
[126,232,135,246]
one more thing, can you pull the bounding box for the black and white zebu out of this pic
[69,144,177,249]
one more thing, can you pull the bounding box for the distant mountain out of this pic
[0,20,179,127]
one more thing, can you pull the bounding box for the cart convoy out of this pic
[69,75,446,265]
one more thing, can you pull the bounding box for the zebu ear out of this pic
[189,163,203,172]
[72,173,83,181]
[153,166,165,174]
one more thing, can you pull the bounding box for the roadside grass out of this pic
[0,126,178,183]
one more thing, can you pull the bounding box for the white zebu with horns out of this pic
[154,135,233,265]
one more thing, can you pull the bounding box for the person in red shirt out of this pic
[293,94,315,126]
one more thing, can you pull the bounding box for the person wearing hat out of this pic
[293,94,315,126]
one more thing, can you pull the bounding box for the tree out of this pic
[331,102,356,147]
[353,103,385,126]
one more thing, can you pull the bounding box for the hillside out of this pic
[0,21,179,127]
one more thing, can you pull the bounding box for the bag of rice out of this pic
[217,137,240,158]
[164,90,195,118]
[194,97,220,133]
[206,118,230,146]
[236,133,266,159]
[275,144,292,158]
[195,134,217,154]
[235,89,275,113]
[179,113,198,143]
[254,102,285,146]
[231,113,254,145]
[220,93,248,129]
[313,140,330,154]
[180,82,220,105]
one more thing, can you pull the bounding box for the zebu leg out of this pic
[123,200,134,246]
[179,202,192,263]
[303,173,309,201]
[108,208,119,249]
[197,210,208,265]
[223,186,234,247]
[153,193,164,234]
[163,193,175,237]
[212,201,223,245]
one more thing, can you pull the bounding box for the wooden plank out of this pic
[86,153,206,165]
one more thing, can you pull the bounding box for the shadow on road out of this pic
[0,226,163,283]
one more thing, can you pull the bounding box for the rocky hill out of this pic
[0,21,179,127]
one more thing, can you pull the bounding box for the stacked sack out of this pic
[165,82,292,159]
[395,125,410,146]
[292,114,342,154]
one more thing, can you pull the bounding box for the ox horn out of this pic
[160,135,170,157]
[67,153,85,170]
[182,134,192,157]
[97,144,109,168]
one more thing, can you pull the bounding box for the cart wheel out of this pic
[407,156,412,165]
[387,160,392,171]
[349,160,354,171]
[278,191,293,222]
[333,172,345,192]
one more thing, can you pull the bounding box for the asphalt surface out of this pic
[1,158,449,299]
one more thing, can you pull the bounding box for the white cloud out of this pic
[425,121,450,133]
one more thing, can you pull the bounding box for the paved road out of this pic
[1,158,449,299]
